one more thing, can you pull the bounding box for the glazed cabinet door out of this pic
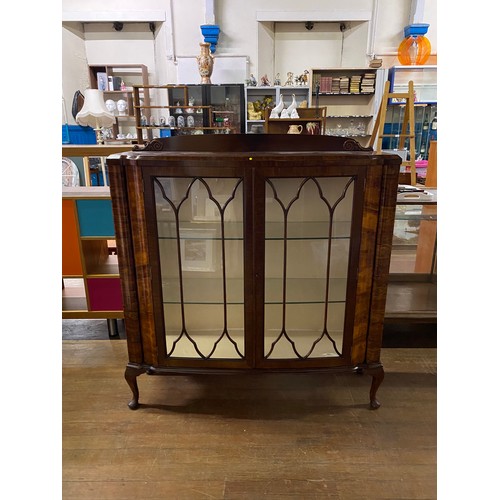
[253,161,372,369]
[140,161,255,369]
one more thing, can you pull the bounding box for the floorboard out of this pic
[63,340,436,499]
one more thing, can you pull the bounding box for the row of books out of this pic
[313,73,376,94]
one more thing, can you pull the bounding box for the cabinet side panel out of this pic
[62,199,83,276]
[108,158,143,364]
[366,161,399,363]
[126,163,158,366]
[350,162,382,365]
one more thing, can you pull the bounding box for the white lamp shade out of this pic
[75,89,116,128]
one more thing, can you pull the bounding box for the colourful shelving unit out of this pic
[62,187,124,335]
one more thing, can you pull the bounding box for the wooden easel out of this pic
[369,80,417,185]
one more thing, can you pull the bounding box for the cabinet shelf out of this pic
[327,115,373,119]
[156,221,353,240]
[264,107,326,134]
[161,277,348,305]
[318,92,375,96]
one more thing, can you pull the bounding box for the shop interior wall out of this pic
[62,0,437,125]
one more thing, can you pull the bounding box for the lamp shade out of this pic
[75,89,115,128]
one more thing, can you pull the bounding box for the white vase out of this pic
[270,94,284,119]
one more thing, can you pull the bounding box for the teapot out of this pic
[287,124,303,134]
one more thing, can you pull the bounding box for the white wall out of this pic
[62,0,437,123]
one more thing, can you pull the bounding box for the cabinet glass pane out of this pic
[154,176,245,359]
[264,176,354,359]
[390,204,437,274]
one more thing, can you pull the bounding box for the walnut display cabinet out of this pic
[107,135,400,410]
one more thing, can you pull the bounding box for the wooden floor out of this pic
[63,341,436,499]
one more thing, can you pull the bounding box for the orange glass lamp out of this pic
[398,23,431,66]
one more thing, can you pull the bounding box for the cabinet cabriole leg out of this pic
[124,364,146,410]
[366,365,385,410]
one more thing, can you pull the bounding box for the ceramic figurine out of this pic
[246,74,257,86]
[270,94,284,119]
[284,72,294,86]
[274,73,281,86]
[286,94,298,118]
[298,70,309,85]
[186,97,195,113]
[280,107,290,119]
[306,122,319,135]
[105,99,117,115]
[260,74,271,86]
[117,99,128,116]
[247,102,262,120]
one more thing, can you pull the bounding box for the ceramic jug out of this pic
[287,124,303,134]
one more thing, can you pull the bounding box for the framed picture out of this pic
[179,228,216,272]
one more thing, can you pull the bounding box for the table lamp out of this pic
[75,89,116,144]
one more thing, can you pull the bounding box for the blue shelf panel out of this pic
[76,199,115,237]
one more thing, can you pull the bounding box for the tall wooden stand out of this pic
[369,80,417,185]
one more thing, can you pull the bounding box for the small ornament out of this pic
[246,74,257,86]
[284,72,294,86]
[260,74,271,86]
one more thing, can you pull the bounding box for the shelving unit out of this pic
[245,86,310,133]
[88,64,150,142]
[264,107,326,134]
[133,85,243,144]
[309,68,384,146]
[62,187,124,335]
[165,84,245,135]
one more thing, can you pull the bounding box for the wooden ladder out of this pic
[369,80,417,185]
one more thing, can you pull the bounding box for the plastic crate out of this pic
[65,125,97,144]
